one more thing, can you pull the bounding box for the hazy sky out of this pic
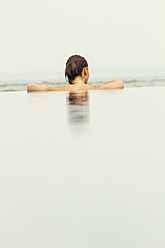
[0,0,165,73]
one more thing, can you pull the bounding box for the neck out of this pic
[72,76,85,86]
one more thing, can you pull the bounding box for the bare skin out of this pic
[27,67,124,92]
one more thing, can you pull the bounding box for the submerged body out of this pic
[27,55,124,92]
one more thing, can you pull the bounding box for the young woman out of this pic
[27,55,124,92]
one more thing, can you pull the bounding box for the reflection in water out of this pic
[66,91,89,124]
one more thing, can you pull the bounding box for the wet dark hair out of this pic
[65,55,88,84]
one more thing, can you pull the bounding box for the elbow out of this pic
[27,83,38,92]
[27,83,33,92]
[119,80,124,89]
[115,80,124,89]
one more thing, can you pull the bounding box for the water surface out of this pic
[0,88,165,248]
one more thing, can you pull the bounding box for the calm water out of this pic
[0,77,165,91]
[0,88,165,247]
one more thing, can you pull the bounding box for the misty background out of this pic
[0,0,165,86]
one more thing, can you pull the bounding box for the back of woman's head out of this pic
[65,55,88,84]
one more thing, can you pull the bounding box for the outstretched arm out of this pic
[91,80,124,90]
[27,83,65,92]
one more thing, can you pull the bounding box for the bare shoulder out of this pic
[90,80,124,90]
